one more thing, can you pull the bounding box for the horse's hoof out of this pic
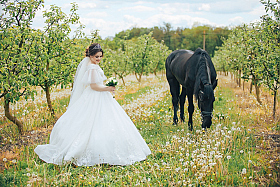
[202,123,207,129]
[188,123,193,131]
[173,118,178,125]
[180,117,185,123]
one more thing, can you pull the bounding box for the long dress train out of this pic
[34,63,151,166]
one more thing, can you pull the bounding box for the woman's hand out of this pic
[107,86,116,92]
[90,83,116,92]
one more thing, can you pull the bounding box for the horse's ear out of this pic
[212,79,218,90]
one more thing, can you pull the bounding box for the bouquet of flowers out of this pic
[106,77,118,98]
[106,77,118,87]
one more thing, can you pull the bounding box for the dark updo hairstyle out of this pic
[85,43,103,57]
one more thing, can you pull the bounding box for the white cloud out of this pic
[86,11,109,18]
[249,5,266,16]
[30,0,267,38]
[210,0,260,14]
[134,13,214,28]
[135,1,152,5]
[119,5,156,12]
[80,17,107,28]
[123,15,142,24]
[228,16,244,25]
[158,3,191,15]
[198,4,210,11]
[77,2,97,9]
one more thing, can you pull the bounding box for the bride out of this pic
[34,43,151,166]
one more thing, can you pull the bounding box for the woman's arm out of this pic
[90,83,115,92]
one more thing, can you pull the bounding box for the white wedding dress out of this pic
[34,63,151,166]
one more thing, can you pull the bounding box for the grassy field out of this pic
[0,73,279,186]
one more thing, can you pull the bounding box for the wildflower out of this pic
[88,182,92,185]
[183,161,189,166]
[248,160,252,163]
[240,150,244,153]
[269,174,272,177]
[175,167,181,172]
[3,158,7,162]
[242,168,247,175]
[12,159,17,164]
[26,173,31,177]
[227,155,231,159]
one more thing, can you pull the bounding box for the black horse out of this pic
[165,48,218,130]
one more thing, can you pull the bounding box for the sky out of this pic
[29,0,271,38]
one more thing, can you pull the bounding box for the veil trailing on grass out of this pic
[68,57,90,109]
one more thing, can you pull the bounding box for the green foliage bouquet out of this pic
[106,77,118,87]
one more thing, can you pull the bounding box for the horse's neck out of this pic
[197,55,211,85]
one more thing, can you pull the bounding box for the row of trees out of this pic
[0,0,85,133]
[0,0,171,134]
[213,0,280,119]
[114,23,231,57]
[103,32,170,85]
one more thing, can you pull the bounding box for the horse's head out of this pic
[198,80,218,129]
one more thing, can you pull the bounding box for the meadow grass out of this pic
[0,74,279,186]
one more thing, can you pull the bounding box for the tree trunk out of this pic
[45,84,57,119]
[249,80,253,94]
[134,72,139,82]
[4,96,24,134]
[238,70,241,87]
[138,74,142,82]
[254,81,262,105]
[121,76,125,86]
[243,80,245,91]
[135,73,142,82]
[273,90,277,119]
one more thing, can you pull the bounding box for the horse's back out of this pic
[166,49,195,86]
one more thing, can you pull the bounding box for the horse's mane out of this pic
[193,48,214,100]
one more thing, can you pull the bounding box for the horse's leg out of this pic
[167,78,180,125]
[179,87,187,122]
[186,90,194,131]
